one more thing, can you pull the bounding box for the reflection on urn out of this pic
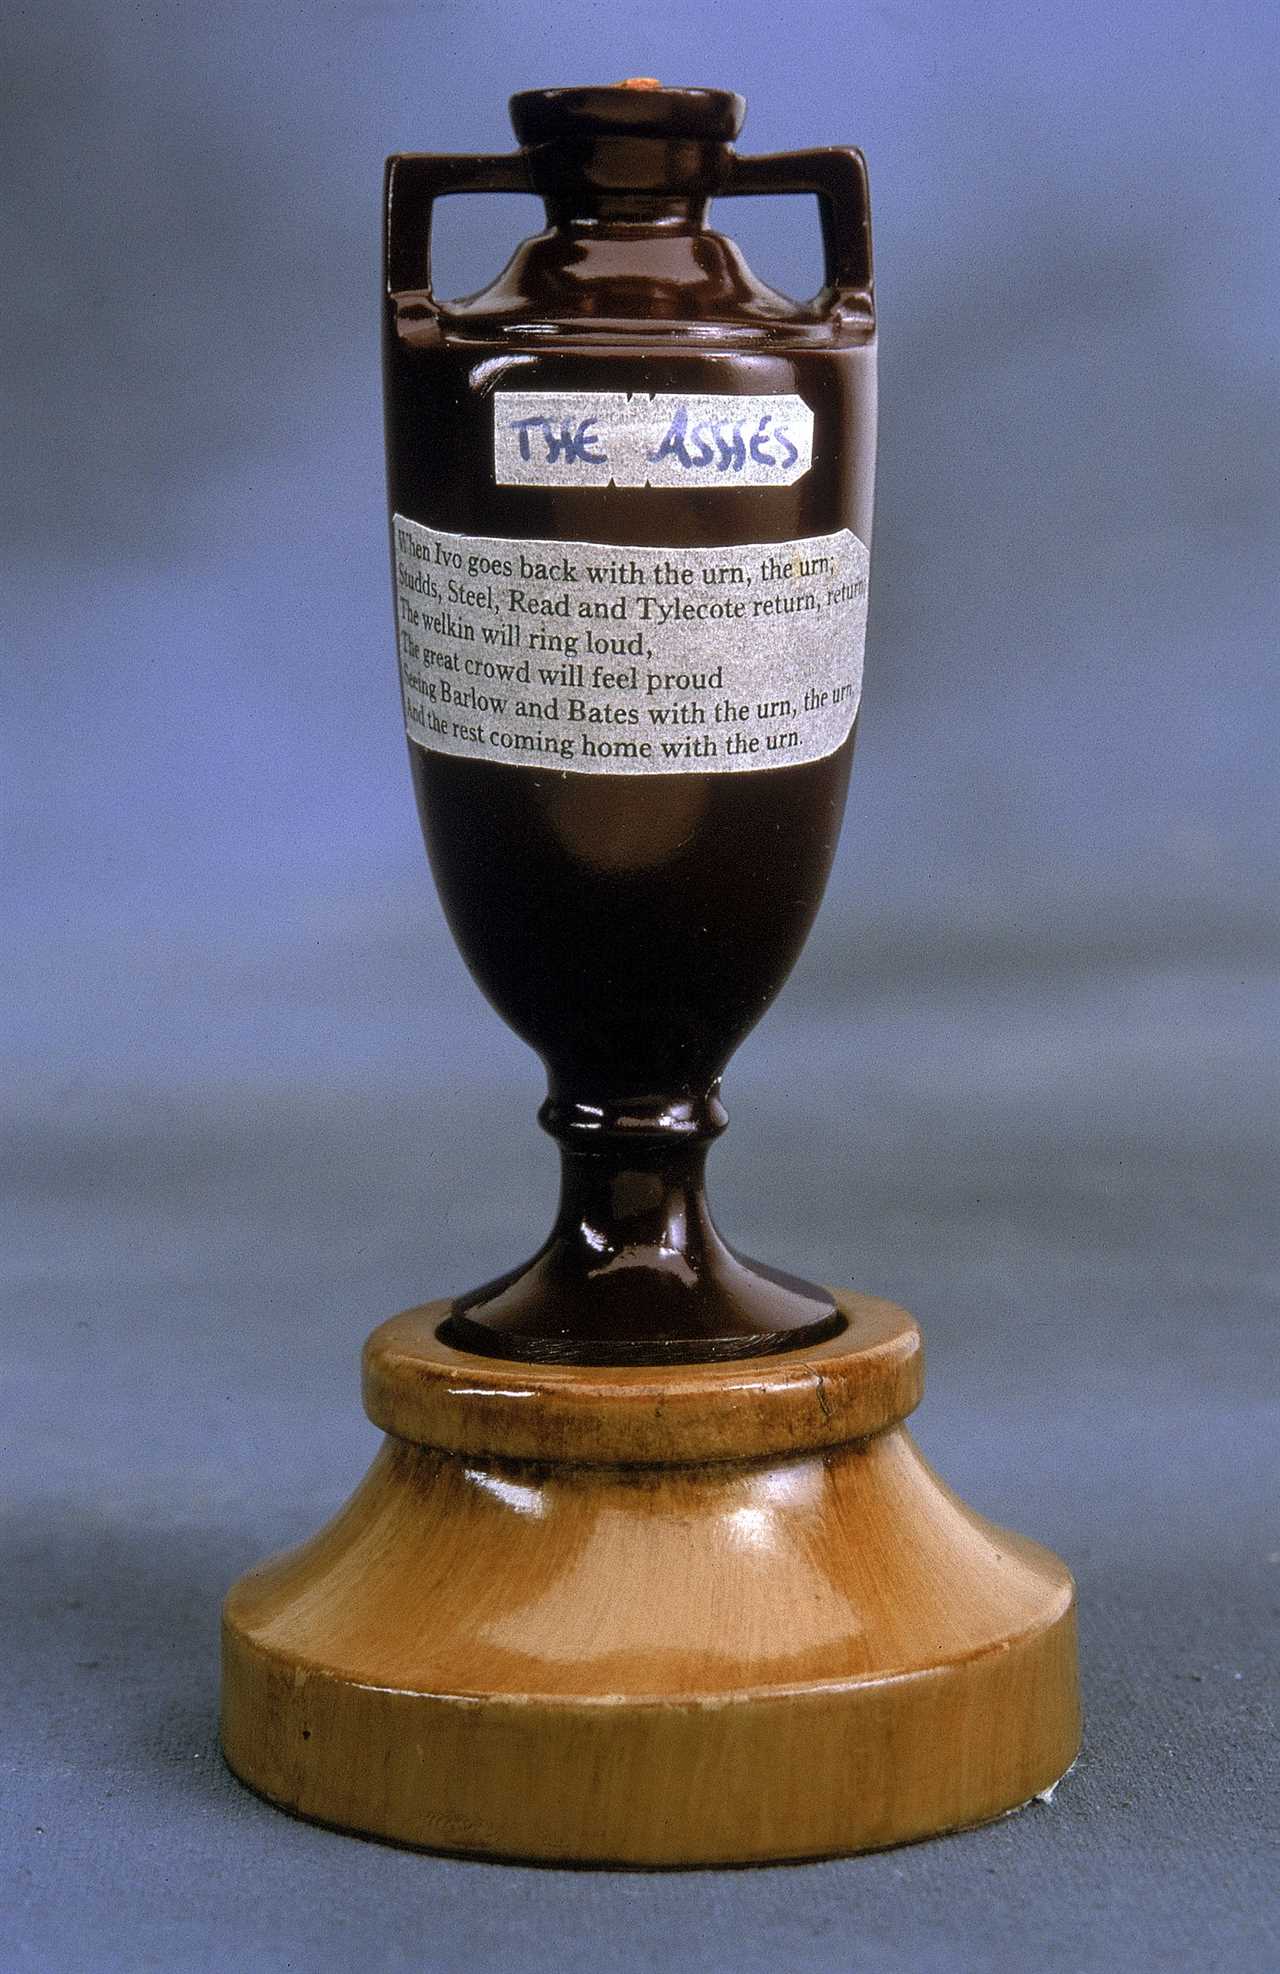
[415,732,855,1363]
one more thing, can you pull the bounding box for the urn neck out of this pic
[529,138,720,233]
[542,190,711,232]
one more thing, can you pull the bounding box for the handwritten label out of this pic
[393,515,868,776]
[493,393,814,489]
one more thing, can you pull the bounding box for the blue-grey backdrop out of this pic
[3,2,1277,1969]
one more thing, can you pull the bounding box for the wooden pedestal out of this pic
[221,1291,1080,1864]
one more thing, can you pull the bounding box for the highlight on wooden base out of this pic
[220,1290,1081,1865]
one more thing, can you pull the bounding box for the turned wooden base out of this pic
[221,1292,1081,1865]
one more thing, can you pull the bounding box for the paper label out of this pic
[393,516,868,776]
[494,392,814,488]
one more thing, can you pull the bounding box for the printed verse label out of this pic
[393,516,869,776]
[494,392,813,488]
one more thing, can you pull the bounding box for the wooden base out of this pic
[221,1292,1081,1864]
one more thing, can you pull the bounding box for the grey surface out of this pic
[3,0,1278,1968]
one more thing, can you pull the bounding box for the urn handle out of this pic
[721,147,874,312]
[384,152,532,297]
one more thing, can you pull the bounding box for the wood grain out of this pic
[222,1290,1081,1864]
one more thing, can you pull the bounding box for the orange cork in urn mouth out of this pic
[614,76,663,89]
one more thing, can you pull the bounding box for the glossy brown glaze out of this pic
[382,86,876,1363]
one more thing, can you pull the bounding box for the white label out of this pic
[494,392,813,488]
[393,516,868,776]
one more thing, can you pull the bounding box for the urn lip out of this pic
[510,84,747,149]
